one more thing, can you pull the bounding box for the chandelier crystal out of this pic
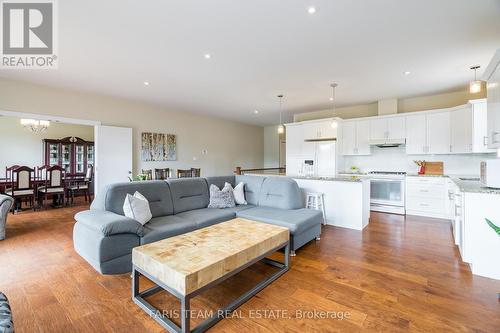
[20,119,50,133]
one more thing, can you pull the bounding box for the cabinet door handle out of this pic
[449,145,452,153]
[420,203,429,207]
[420,189,429,192]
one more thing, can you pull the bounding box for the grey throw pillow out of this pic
[208,183,235,208]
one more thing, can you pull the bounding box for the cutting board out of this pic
[425,162,444,175]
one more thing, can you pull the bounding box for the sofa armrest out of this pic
[74,210,144,237]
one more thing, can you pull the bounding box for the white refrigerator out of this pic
[302,141,337,177]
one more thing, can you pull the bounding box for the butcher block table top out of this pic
[132,218,290,296]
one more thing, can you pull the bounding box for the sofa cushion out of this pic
[75,210,144,237]
[236,207,322,234]
[168,178,209,214]
[208,184,235,209]
[258,176,303,210]
[141,215,197,244]
[91,181,173,218]
[235,175,265,206]
[206,176,235,189]
[176,208,235,229]
[222,204,256,214]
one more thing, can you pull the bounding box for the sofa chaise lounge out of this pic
[73,175,322,274]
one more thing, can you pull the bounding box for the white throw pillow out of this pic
[123,191,152,225]
[225,182,247,205]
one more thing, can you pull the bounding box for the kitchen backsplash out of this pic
[343,146,495,175]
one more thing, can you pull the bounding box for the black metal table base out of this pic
[132,241,290,333]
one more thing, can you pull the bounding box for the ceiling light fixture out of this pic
[20,119,50,133]
[469,65,485,94]
[277,94,284,134]
[403,71,411,75]
[254,110,259,114]
[307,6,316,14]
[204,53,211,59]
[143,81,150,86]
[330,83,338,129]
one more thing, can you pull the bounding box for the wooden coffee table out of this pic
[132,218,290,333]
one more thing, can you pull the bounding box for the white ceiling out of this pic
[1,0,500,126]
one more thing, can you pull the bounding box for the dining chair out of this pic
[38,165,66,208]
[154,168,170,180]
[141,169,153,180]
[191,168,201,177]
[177,169,192,178]
[5,165,20,181]
[4,166,36,214]
[67,165,93,205]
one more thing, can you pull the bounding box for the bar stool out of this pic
[306,192,326,225]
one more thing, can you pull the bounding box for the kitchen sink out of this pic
[458,177,480,181]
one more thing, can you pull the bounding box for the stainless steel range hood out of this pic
[369,138,406,148]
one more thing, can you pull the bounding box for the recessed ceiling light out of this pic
[329,97,334,101]
[254,110,259,114]
[143,81,150,86]
[308,6,316,14]
[204,53,211,59]
[403,71,411,75]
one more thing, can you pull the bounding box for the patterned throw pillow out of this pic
[208,183,235,208]
[0,292,14,333]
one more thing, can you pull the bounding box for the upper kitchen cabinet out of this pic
[302,119,338,141]
[427,111,451,154]
[285,124,303,156]
[470,99,495,153]
[405,113,427,154]
[369,116,406,142]
[341,119,371,155]
[450,106,472,154]
[485,49,500,149]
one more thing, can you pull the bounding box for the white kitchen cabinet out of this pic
[369,118,387,141]
[406,176,449,219]
[285,124,303,156]
[302,119,337,140]
[370,117,406,142]
[356,120,371,155]
[427,111,450,154]
[341,121,356,155]
[450,106,472,154]
[341,120,371,155]
[285,155,303,176]
[485,51,500,148]
[405,114,427,154]
[471,100,495,153]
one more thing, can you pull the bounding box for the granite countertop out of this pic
[407,173,500,195]
[292,175,364,182]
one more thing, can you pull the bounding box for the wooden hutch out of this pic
[43,137,94,176]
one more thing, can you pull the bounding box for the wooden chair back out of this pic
[177,169,192,178]
[154,168,170,180]
[5,165,20,181]
[44,165,65,189]
[85,165,94,181]
[141,169,153,180]
[11,166,35,191]
[191,168,201,177]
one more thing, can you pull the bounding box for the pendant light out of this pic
[277,94,284,134]
[469,65,485,94]
[330,83,338,128]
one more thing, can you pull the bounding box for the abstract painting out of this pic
[141,132,177,161]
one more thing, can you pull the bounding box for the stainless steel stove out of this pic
[368,171,406,214]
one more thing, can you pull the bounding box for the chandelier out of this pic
[20,119,50,133]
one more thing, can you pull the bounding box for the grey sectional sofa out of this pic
[73,175,322,274]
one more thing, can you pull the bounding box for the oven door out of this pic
[370,178,405,207]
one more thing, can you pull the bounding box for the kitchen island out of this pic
[250,174,371,230]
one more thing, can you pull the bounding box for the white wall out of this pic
[263,125,280,168]
[0,116,93,173]
[0,78,264,177]
[342,146,493,175]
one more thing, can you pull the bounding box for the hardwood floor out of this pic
[0,203,499,332]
